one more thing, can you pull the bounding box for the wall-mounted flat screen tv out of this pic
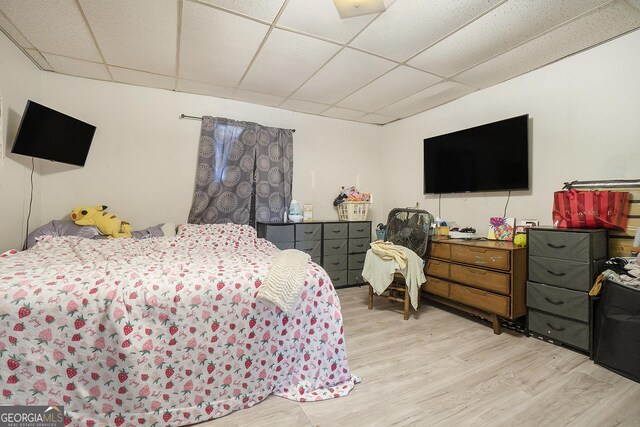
[423,114,529,194]
[11,100,96,167]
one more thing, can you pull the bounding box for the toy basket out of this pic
[337,202,370,221]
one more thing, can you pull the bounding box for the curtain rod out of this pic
[179,114,295,132]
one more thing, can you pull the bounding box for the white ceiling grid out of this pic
[0,0,639,125]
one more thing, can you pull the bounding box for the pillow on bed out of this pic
[176,223,256,239]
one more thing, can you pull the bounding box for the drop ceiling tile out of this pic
[110,67,175,90]
[377,80,475,117]
[196,0,285,22]
[337,65,441,112]
[0,0,101,61]
[0,10,31,48]
[79,0,177,76]
[292,47,396,105]
[233,89,285,107]
[277,0,378,43]
[279,98,330,114]
[410,0,610,77]
[180,1,269,87]
[241,28,341,96]
[358,113,399,125]
[42,53,110,81]
[455,1,640,89]
[351,0,502,62]
[176,78,235,98]
[321,106,367,121]
[24,48,53,71]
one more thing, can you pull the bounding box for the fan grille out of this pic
[385,208,434,258]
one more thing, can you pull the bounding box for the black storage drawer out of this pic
[295,240,321,257]
[528,309,589,351]
[327,269,348,287]
[323,255,348,271]
[348,270,366,285]
[263,224,294,243]
[348,252,366,270]
[529,228,607,262]
[324,223,348,239]
[349,237,370,253]
[295,224,322,241]
[529,256,604,292]
[527,281,589,322]
[324,239,348,256]
[348,222,370,239]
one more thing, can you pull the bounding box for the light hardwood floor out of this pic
[200,287,640,426]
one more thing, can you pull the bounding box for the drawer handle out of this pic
[331,262,340,265]
[356,260,364,265]
[356,229,365,232]
[304,231,314,234]
[467,268,487,275]
[546,322,566,332]
[466,288,487,296]
[544,297,565,305]
[332,230,341,233]
[547,243,566,249]
[332,245,341,249]
[546,269,566,277]
[468,248,488,253]
[355,244,364,248]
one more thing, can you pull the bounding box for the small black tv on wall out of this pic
[11,100,96,167]
[423,114,529,194]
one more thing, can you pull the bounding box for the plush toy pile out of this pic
[71,205,132,238]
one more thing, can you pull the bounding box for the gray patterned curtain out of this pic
[188,116,293,226]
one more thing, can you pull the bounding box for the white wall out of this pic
[381,30,640,236]
[0,32,42,252]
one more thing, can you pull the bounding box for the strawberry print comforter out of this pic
[0,223,356,426]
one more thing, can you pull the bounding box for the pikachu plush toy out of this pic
[71,205,132,238]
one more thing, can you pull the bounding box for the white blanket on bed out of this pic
[258,249,311,313]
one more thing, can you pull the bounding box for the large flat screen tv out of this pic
[11,100,96,167]
[423,114,529,194]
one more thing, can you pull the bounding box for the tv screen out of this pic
[423,115,529,194]
[11,100,96,167]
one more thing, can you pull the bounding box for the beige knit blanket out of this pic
[257,249,311,314]
[370,241,408,270]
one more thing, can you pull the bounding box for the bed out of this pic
[0,223,356,426]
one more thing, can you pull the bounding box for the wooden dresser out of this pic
[422,237,527,334]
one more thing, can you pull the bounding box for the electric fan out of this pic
[385,208,435,258]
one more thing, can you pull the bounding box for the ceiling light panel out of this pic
[278,0,377,44]
[351,0,503,62]
[0,0,101,61]
[42,53,110,81]
[241,28,341,96]
[377,80,474,117]
[279,98,331,114]
[0,11,32,48]
[410,0,610,77]
[337,65,441,112]
[180,1,269,87]
[292,47,396,105]
[196,0,286,23]
[333,0,386,19]
[110,67,175,90]
[79,0,177,76]
[455,1,640,89]
[176,78,235,98]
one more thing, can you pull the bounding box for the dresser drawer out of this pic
[296,224,322,241]
[265,224,294,243]
[324,239,348,256]
[428,242,451,260]
[327,269,348,287]
[324,223,348,239]
[349,237,370,253]
[528,309,589,350]
[348,222,370,239]
[451,264,510,295]
[348,270,366,285]
[295,240,321,257]
[451,245,510,271]
[323,255,348,271]
[529,256,603,292]
[529,229,606,262]
[526,281,589,322]
[272,241,294,250]
[426,259,450,279]
[348,252,366,270]
[422,276,450,298]
[450,283,510,317]
[311,256,321,265]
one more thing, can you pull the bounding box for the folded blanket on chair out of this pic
[257,249,310,313]
[370,241,408,270]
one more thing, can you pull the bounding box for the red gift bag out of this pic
[553,189,630,230]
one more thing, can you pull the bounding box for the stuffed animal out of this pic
[71,205,132,238]
[514,233,527,247]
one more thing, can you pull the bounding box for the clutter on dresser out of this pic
[288,200,303,222]
[487,217,515,241]
[333,186,372,221]
[553,188,630,230]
